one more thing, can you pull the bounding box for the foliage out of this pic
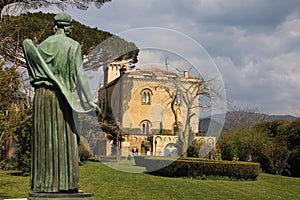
[0,12,139,69]
[0,159,18,170]
[133,155,146,167]
[0,64,20,159]
[187,139,203,157]
[218,127,264,161]
[1,161,300,199]
[79,136,93,162]
[0,65,19,111]
[218,109,300,177]
[218,109,268,162]
[254,120,299,176]
[100,118,125,160]
[137,157,260,180]
[0,62,32,175]
[1,12,108,56]
[86,34,139,69]
[0,0,112,13]
[284,119,300,177]
[14,106,32,175]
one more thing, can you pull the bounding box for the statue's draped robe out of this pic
[23,34,92,193]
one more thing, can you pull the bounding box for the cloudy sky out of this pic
[30,0,300,116]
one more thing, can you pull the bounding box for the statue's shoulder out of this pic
[41,34,80,48]
[61,35,79,44]
[67,37,80,47]
[61,35,80,48]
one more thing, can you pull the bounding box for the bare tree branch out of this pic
[1,0,112,14]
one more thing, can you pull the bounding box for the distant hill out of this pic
[198,117,223,136]
[266,114,297,121]
[199,112,298,133]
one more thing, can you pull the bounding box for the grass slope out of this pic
[1,161,300,200]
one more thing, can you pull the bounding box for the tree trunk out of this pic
[181,122,190,157]
[116,139,121,162]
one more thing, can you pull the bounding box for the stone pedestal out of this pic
[28,192,95,200]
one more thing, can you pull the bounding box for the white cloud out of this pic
[215,50,300,114]
[196,0,300,27]
[28,0,300,115]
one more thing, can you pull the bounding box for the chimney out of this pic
[183,70,189,78]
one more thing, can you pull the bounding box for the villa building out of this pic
[97,61,215,157]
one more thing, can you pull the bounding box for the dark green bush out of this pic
[134,156,146,166]
[0,159,18,171]
[17,152,31,176]
[134,156,176,171]
[140,157,260,180]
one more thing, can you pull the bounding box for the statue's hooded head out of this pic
[54,12,73,36]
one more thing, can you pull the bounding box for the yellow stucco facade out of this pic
[98,66,211,157]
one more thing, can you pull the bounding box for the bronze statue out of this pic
[23,12,99,193]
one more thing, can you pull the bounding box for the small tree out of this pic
[100,119,124,161]
[285,119,300,177]
[0,1,111,66]
[0,62,32,175]
[218,109,267,162]
[255,120,292,175]
[0,64,20,159]
[14,106,32,175]
[98,109,124,161]
[159,69,213,157]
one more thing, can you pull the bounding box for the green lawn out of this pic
[1,161,300,200]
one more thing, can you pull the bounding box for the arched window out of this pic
[143,92,150,104]
[140,120,151,134]
[140,89,153,105]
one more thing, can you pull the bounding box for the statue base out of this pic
[28,192,95,200]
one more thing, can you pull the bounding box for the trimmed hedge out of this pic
[134,156,260,180]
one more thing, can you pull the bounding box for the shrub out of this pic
[139,157,260,180]
[134,156,146,166]
[0,159,18,171]
[17,152,31,176]
[79,137,93,162]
